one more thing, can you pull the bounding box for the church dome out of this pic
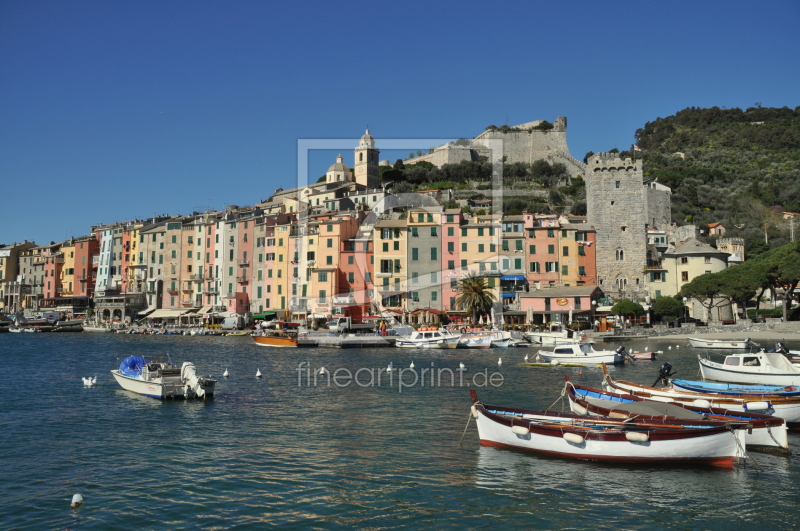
[327,154,350,173]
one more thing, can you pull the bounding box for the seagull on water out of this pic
[410,361,415,369]
[459,362,465,370]
[256,368,262,378]
[524,353,529,362]
[387,363,393,373]
[223,368,230,377]
[498,358,502,367]
[82,376,97,387]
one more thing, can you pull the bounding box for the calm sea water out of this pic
[2,333,799,530]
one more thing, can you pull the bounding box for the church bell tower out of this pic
[354,129,380,188]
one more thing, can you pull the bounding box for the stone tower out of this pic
[586,153,648,300]
[354,129,380,188]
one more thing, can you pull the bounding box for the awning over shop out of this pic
[252,312,278,320]
[309,313,331,319]
[148,309,191,319]
[197,306,213,315]
[502,293,517,298]
[500,275,526,281]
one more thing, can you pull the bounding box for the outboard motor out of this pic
[652,362,677,387]
[181,361,206,398]
[615,345,636,362]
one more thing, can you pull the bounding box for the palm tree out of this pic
[456,274,497,325]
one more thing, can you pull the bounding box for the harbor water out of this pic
[2,333,799,529]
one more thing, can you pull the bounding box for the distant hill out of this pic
[611,106,800,257]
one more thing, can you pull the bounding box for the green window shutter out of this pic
[412,248,419,261]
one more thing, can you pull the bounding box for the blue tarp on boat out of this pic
[120,356,149,377]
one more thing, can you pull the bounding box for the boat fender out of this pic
[581,334,588,342]
[626,431,649,443]
[647,395,675,403]
[70,493,84,509]
[563,432,585,445]
[471,405,479,418]
[511,425,530,436]
[461,328,467,334]
[609,411,629,419]
[692,399,712,408]
[572,403,588,416]
[744,401,771,411]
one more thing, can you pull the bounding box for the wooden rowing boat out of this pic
[470,390,746,468]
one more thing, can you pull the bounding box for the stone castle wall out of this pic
[404,116,586,178]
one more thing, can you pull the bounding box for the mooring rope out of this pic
[459,410,473,446]
[546,381,568,412]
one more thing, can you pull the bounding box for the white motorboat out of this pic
[111,355,216,399]
[537,343,626,365]
[698,352,800,386]
[455,329,509,349]
[395,328,460,349]
[688,337,754,349]
[83,325,113,333]
[524,327,583,346]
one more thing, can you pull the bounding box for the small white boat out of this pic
[83,325,113,333]
[111,355,216,399]
[395,329,460,349]
[698,352,800,386]
[470,390,746,467]
[688,337,754,349]
[524,327,583,346]
[537,343,626,365]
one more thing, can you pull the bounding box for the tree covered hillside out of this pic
[632,106,800,257]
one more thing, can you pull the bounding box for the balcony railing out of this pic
[332,296,356,305]
[237,276,248,284]
[92,256,100,265]
[237,258,250,266]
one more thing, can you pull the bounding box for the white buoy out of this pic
[223,368,230,377]
[459,362,465,370]
[676,345,680,349]
[319,367,326,375]
[387,363,393,373]
[256,368,262,378]
[524,354,529,362]
[645,346,649,351]
[498,358,502,367]
[668,346,672,350]
[70,493,83,508]
[410,361,415,369]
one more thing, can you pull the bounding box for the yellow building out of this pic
[374,218,408,311]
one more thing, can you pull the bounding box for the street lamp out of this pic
[591,300,597,331]
[682,297,688,324]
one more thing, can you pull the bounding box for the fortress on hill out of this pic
[403,116,586,178]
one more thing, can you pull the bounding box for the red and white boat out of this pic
[565,379,789,453]
[602,363,800,428]
[469,390,746,468]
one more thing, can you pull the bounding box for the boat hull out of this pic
[473,402,744,467]
[110,370,216,399]
[602,366,800,427]
[539,352,622,365]
[395,337,460,349]
[567,383,789,453]
[698,357,800,386]
[671,378,800,397]
[688,337,752,349]
[253,335,298,347]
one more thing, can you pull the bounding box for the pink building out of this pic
[441,208,464,311]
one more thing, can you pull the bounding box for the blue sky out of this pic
[1,0,798,245]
